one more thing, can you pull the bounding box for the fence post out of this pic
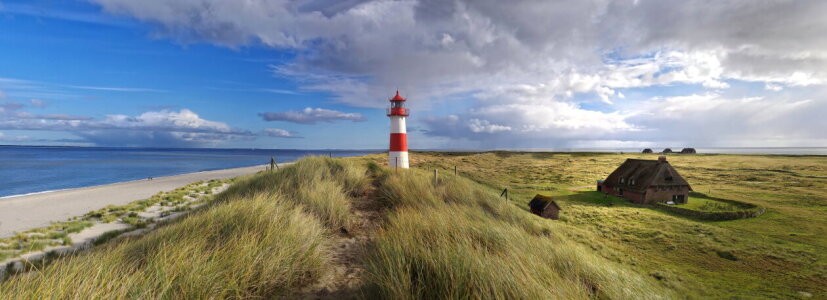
[500,188,508,202]
[454,165,457,176]
[434,169,438,185]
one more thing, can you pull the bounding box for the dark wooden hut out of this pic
[642,148,653,153]
[680,148,697,154]
[528,194,561,220]
[597,156,692,204]
[662,148,673,154]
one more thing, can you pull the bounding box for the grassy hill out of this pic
[348,151,827,298]
[2,153,825,298]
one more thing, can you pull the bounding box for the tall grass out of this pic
[221,156,370,229]
[1,164,339,299]
[366,168,675,299]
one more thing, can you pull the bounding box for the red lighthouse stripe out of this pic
[389,133,408,151]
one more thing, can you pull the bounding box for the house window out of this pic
[630,179,636,185]
[620,178,625,184]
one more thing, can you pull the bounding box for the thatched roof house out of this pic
[662,148,673,153]
[642,148,653,153]
[680,148,697,154]
[597,156,692,204]
[528,194,561,220]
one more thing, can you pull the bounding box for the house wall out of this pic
[605,185,690,204]
[541,207,559,220]
[645,186,690,204]
[601,185,647,204]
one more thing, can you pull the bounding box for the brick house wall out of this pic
[645,186,690,204]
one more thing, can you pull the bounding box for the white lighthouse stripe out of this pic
[388,151,409,168]
[390,116,407,133]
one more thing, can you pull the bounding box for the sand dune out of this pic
[0,164,270,238]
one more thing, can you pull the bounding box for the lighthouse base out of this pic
[388,151,409,169]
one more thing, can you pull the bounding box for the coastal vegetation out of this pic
[0,179,228,264]
[349,151,827,298]
[2,153,826,298]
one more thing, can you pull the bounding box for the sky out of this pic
[1,0,826,150]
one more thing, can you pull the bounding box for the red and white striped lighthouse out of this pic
[387,90,409,168]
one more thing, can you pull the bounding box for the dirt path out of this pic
[287,184,384,299]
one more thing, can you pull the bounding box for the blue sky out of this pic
[1,0,826,149]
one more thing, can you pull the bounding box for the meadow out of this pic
[347,151,827,298]
[2,153,825,299]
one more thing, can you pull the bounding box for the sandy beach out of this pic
[0,164,271,238]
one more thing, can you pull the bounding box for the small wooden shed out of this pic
[528,194,561,220]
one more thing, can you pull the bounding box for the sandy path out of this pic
[0,164,270,238]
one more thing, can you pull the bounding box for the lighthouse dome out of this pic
[390,90,406,101]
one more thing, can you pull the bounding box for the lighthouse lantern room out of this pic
[387,90,409,168]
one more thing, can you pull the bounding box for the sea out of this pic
[0,146,381,198]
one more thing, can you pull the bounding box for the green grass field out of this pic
[2,153,825,299]
[348,151,827,298]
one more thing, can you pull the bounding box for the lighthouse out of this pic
[387,90,409,168]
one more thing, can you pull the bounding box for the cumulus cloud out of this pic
[263,128,302,138]
[90,0,827,146]
[258,107,366,124]
[0,103,253,146]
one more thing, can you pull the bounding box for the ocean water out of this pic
[0,146,380,198]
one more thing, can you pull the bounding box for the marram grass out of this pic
[0,192,329,299]
[365,167,674,299]
[3,156,677,299]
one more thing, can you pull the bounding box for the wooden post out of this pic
[454,165,457,176]
[500,188,508,202]
[434,168,438,185]
[395,157,398,172]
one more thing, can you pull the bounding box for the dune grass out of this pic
[365,166,673,299]
[221,156,370,229]
[0,156,367,299]
[0,192,330,299]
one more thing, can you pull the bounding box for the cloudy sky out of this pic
[1,0,826,149]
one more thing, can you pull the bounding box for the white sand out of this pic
[0,164,270,238]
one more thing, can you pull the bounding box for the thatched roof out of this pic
[680,148,697,154]
[662,148,673,153]
[603,157,692,193]
[529,194,561,212]
[642,148,653,153]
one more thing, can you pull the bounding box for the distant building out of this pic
[662,148,673,154]
[642,148,653,153]
[680,148,697,154]
[528,194,561,220]
[597,156,692,204]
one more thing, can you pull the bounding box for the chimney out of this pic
[658,156,667,163]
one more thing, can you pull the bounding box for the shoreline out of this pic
[0,164,272,238]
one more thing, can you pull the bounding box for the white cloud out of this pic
[259,107,366,124]
[264,128,301,138]
[0,105,253,146]
[467,119,511,134]
[29,99,47,107]
[89,0,827,147]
